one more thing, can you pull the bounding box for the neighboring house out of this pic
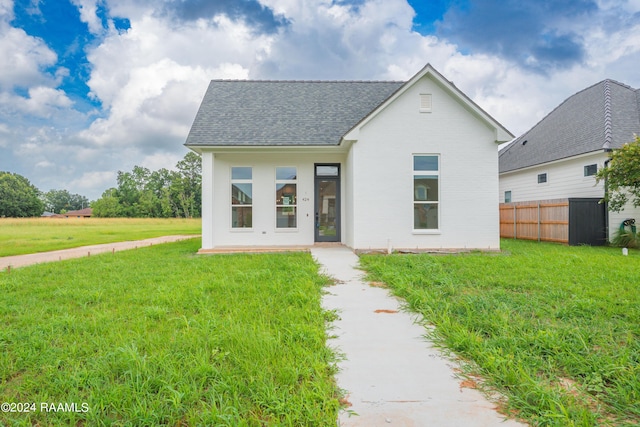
[41,212,65,218]
[185,64,513,252]
[64,208,93,218]
[499,79,640,242]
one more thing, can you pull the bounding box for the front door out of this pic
[314,164,340,242]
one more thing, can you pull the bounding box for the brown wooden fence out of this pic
[500,199,569,243]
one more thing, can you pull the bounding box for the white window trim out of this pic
[275,166,298,231]
[412,154,440,232]
[230,166,253,230]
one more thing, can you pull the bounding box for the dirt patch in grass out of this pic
[368,281,388,288]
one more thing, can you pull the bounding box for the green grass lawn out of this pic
[360,240,640,426]
[0,239,340,426]
[0,218,201,257]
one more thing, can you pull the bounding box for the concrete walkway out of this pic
[0,235,198,270]
[312,246,527,427]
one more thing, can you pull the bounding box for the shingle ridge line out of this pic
[209,79,405,83]
[603,80,613,150]
[603,78,636,91]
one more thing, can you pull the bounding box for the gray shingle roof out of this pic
[184,80,404,147]
[499,79,640,173]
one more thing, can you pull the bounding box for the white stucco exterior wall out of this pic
[348,74,501,250]
[201,151,214,249]
[200,151,346,249]
[345,146,356,249]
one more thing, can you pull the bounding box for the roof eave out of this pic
[184,142,348,155]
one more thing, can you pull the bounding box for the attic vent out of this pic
[419,94,432,113]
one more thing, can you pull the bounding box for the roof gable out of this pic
[184,80,403,147]
[342,64,514,143]
[500,79,640,173]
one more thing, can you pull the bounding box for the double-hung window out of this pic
[413,155,439,230]
[275,167,297,229]
[231,167,252,228]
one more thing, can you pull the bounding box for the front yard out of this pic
[0,239,340,426]
[361,240,640,426]
[1,237,638,426]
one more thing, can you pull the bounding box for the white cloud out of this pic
[79,12,269,151]
[0,0,13,20]
[69,171,116,194]
[35,160,55,168]
[0,24,59,90]
[255,0,421,78]
[0,122,8,148]
[0,87,74,120]
[598,0,640,13]
[139,152,183,172]
[70,0,104,34]
[23,87,73,115]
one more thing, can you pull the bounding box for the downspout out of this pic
[603,155,611,243]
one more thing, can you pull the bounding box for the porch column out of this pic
[201,151,214,249]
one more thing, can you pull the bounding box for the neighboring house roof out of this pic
[499,79,640,173]
[65,208,93,216]
[184,80,404,147]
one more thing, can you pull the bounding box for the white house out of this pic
[499,79,640,242]
[185,64,513,252]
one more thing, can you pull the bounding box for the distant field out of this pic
[0,218,200,257]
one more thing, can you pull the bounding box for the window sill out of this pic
[230,228,253,232]
[275,228,298,233]
[413,229,441,235]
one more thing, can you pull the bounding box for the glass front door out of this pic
[315,164,340,242]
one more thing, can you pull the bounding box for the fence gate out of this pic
[568,198,606,246]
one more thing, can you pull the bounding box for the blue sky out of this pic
[1,0,640,200]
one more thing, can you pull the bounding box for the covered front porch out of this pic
[197,148,353,251]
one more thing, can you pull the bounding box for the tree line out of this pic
[0,152,201,218]
[92,152,201,218]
